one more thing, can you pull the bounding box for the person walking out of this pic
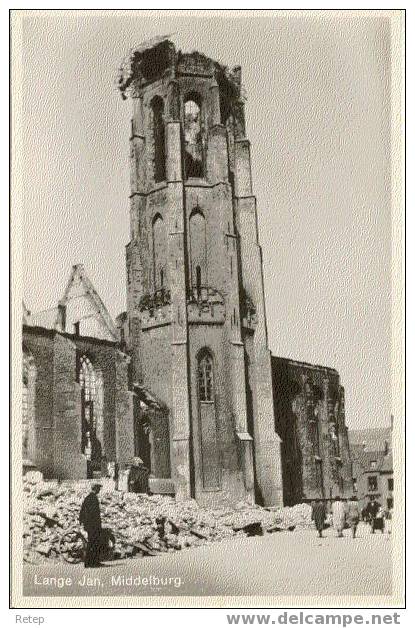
[311,499,326,538]
[332,496,347,537]
[347,496,360,538]
[79,483,102,568]
[385,507,393,534]
[374,505,385,533]
[366,497,381,533]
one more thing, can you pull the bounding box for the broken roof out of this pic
[117,37,243,101]
[23,264,118,342]
[133,383,167,412]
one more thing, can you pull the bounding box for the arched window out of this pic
[198,352,214,402]
[79,356,96,403]
[189,208,207,289]
[197,350,221,489]
[79,355,104,474]
[150,96,166,183]
[184,96,203,178]
[152,214,168,291]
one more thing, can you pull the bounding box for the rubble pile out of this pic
[271,503,314,531]
[23,478,313,564]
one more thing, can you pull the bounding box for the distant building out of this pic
[349,421,394,511]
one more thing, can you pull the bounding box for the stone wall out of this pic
[23,328,55,477]
[52,333,86,479]
[188,327,247,507]
[22,326,134,480]
[272,356,353,505]
[115,351,135,469]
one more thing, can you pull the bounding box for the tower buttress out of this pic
[165,79,192,499]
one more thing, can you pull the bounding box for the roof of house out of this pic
[351,444,393,474]
[379,451,393,473]
[348,427,392,452]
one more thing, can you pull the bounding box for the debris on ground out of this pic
[23,478,314,564]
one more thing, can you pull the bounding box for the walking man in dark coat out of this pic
[311,499,326,538]
[366,497,381,534]
[79,483,102,568]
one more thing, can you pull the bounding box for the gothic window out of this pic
[79,356,96,402]
[197,350,221,489]
[152,214,168,291]
[184,96,203,178]
[79,355,104,470]
[150,96,166,183]
[189,209,207,289]
[198,352,214,402]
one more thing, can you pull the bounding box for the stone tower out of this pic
[118,38,283,506]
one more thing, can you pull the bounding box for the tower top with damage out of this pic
[120,38,283,507]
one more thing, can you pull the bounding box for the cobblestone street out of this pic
[23,524,393,599]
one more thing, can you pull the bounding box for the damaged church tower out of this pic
[118,38,283,506]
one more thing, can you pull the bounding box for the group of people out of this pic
[311,496,393,538]
[80,470,392,568]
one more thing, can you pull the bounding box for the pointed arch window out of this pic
[152,213,168,291]
[189,208,207,290]
[79,355,104,472]
[198,352,214,402]
[150,96,166,183]
[184,96,204,178]
[197,350,221,489]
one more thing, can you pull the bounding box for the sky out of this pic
[21,12,392,430]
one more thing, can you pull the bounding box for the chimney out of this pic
[58,303,66,332]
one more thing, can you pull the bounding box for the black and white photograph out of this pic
[10,9,404,608]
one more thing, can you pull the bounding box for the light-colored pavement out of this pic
[23,524,392,598]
